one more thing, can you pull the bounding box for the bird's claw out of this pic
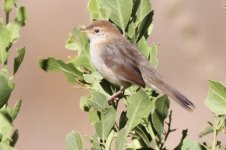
[107,91,123,105]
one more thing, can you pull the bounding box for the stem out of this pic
[164,110,174,142]
[212,115,222,150]
[160,110,174,149]
[5,12,10,25]
[212,126,216,150]
[146,121,160,150]
[105,130,115,150]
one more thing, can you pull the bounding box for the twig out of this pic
[160,110,176,149]
[164,110,175,142]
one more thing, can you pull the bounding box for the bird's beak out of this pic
[80,27,90,35]
[80,28,87,34]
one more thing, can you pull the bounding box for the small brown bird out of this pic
[81,20,195,111]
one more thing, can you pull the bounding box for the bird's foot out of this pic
[107,90,123,105]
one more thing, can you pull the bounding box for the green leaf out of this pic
[66,28,94,71]
[98,0,133,33]
[80,95,90,111]
[94,106,116,140]
[0,24,10,64]
[93,79,117,96]
[0,50,8,65]
[90,136,101,150]
[126,22,136,39]
[13,47,25,74]
[83,71,103,84]
[10,129,18,147]
[126,89,155,132]
[181,138,204,150]
[133,125,151,147]
[0,23,20,64]
[136,37,158,68]
[134,0,152,26]
[2,0,15,13]
[205,80,226,115]
[8,100,22,120]
[133,0,153,40]
[6,23,20,43]
[15,6,27,26]
[115,128,127,150]
[199,125,213,138]
[174,129,188,150]
[152,95,169,135]
[88,90,108,111]
[88,110,100,125]
[39,57,83,84]
[135,11,154,42]
[0,142,14,150]
[66,131,83,150]
[88,0,110,20]
[0,23,10,49]
[0,111,12,141]
[0,69,13,108]
[65,33,80,51]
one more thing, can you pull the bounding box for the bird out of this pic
[81,20,195,111]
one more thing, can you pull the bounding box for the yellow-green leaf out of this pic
[13,47,25,74]
[126,89,154,132]
[0,69,13,108]
[95,106,116,140]
[205,80,226,115]
[66,131,83,150]
[99,0,133,34]
[15,6,27,26]
[88,0,110,20]
[2,0,15,14]
[88,90,108,111]
[152,95,169,135]
[115,128,126,150]
[39,57,83,84]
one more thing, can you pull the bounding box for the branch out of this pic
[160,110,176,149]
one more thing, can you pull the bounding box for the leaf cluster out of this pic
[175,80,226,150]
[39,0,190,149]
[198,80,226,150]
[39,0,226,150]
[0,0,27,149]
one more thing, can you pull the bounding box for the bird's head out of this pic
[80,20,121,42]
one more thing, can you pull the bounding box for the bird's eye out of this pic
[94,28,100,33]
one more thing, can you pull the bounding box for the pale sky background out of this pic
[6,0,226,149]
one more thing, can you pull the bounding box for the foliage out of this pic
[39,0,226,150]
[198,80,226,150]
[0,0,27,149]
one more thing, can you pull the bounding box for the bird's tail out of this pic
[139,65,195,111]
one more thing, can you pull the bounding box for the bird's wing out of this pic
[101,43,145,87]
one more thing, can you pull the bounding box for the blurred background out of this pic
[7,0,226,149]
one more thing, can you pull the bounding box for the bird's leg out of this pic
[108,87,125,105]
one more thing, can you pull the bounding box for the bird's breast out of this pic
[89,42,129,87]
